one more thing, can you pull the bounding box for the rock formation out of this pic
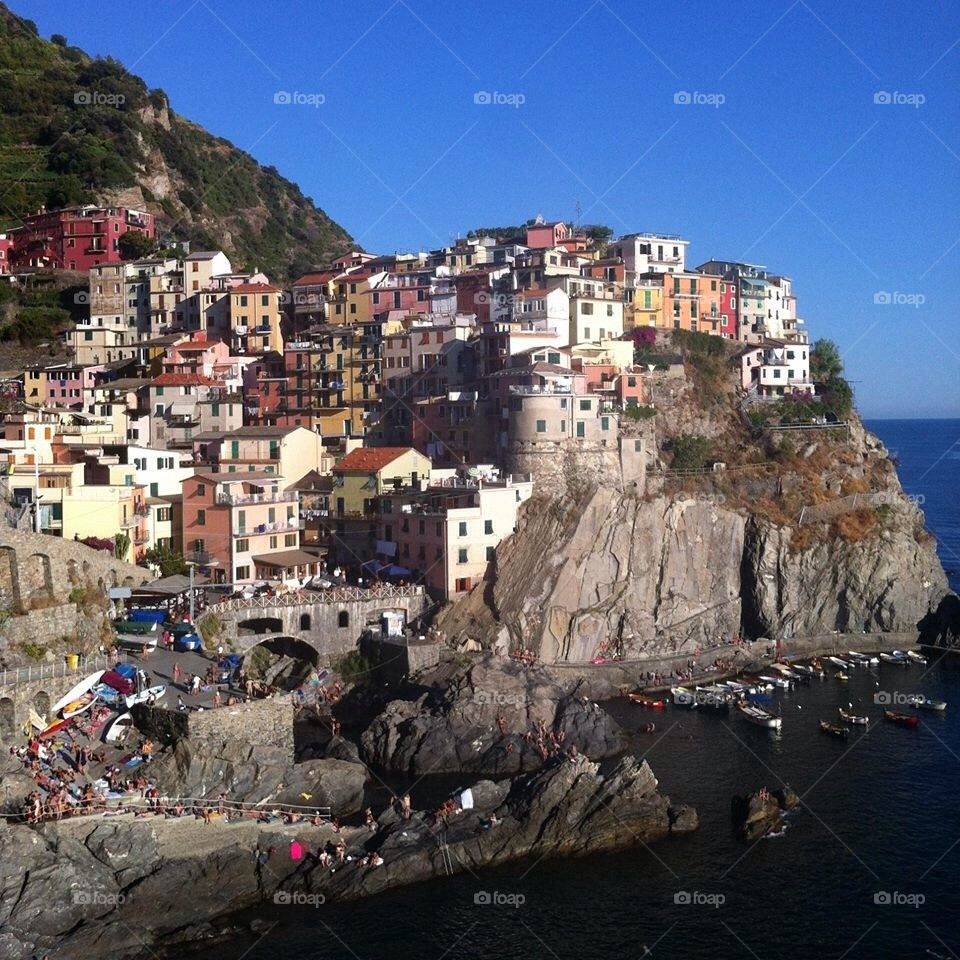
[361,655,627,774]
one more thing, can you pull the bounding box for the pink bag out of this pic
[290,840,303,861]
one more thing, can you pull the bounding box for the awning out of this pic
[252,549,322,570]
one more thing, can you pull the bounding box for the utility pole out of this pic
[34,458,40,534]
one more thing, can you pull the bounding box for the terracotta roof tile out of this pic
[334,446,416,473]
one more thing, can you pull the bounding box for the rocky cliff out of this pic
[441,418,950,662]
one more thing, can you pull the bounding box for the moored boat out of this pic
[880,652,908,665]
[827,656,849,670]
[759,674,791,689]
[671,687,697,709]
[838,707,869,725]
[884,710,919,728]
[834,671,849,682]
[820,720,848,738]
[695,686,732,711]
[628,693,666,709]
[737,700,782,729]
[907,695,947,712]
[906,650,928,666]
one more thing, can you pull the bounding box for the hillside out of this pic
[0,3,353,279]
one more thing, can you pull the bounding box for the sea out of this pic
[190,419,960,960]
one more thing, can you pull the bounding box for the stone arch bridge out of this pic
[207,584,430,661]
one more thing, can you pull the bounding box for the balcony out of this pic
[216,490,298,506]
[233,518,303,536]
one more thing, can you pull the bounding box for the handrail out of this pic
[0,651,126,689]
[210,583,423,611]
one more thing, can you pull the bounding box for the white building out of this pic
[609,233,690,279]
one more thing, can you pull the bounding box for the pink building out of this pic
[525,220,569,249]
[162,338,231,378]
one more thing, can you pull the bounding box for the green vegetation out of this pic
[624,404,656,421]
[144,544,188,577]
[0,5,353,279]
[20,641,47,661]
[670,434,712,472]
[0,273,82,345]
[810,338,854,419]
[113,531,130,560]
[332,649,372,685]
[197,611,224,647]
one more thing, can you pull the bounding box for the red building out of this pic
[719,280,737,338]
[0,234,12,274]
[8,206,155,272]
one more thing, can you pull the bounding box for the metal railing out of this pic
[210,583,423,611]
[216,490,297,506]
[0,651,125,689]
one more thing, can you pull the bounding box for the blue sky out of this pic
[22,0,960,417]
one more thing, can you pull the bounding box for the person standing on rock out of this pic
[401,794,412,819]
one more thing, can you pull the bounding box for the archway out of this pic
[299,613,311,631]
[34,691,50,722]
[23,553,53,606]
[237,616,284,636]
[66,558,79,585]
[245,636,319,691]
[0,697,15,740]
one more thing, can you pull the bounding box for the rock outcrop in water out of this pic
[361,655,627,774]
[441,419,950,661]
[0,756,693,959]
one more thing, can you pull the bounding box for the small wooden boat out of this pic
[827,656,849,670]
[834,671,849,682]
[50,670,105,715]
[61,692,97,719]
[671,687,697,709]
[906,650,928,666]
[820,720,848,738]
[838,707,869,725]
[884,710,919,728]
[103,712,133,744]
[694,686,731,711]
[792,663,824,679]
[907,695,946,712]
[628,693,666,709]
[38,716,73,740]
[759,674,790,689]
[125,684,167,709]
[737,700,782,729]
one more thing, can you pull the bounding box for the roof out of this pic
[151,373,220,387]
[294,271,338,286]
[334,446,416,473]
[192,470,284,483]
[94,377,149,392]
[289,469,334,492]
[252,549,321,569]
[171,340,216,352]
[185,251,225,261]
[132,573,210,596]
[225,425,299,438]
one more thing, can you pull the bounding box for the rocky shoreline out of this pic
[0,754,694,960]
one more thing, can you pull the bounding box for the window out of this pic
[458,521,467,537]
[576,421,585,438]
[338,610,349,628]
[486,546,496,562]
[197,509,206,525]
[458,548,468,564]
[601,416,610,431]
[235,536,250,552]
[583,327,590,339]
[300,613,311,630]
[581,302,593,315]
[484,519,493,535]
[535,419,547,433]
[269,536,278,549]
[285,534,297,546]
[235,565,249,580]
[579,399,591,411]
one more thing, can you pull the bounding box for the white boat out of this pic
[671,687,697,708]
[906,650,928,666]
[838,707,869,725]
[124,684,167,709]
[103,711,133,743]
[737,700,782,729]
[695,686,732,710]
[50,670,105,715]
[759,674,791,689]
[907,695,946,712]
[827,656,849,670]
[791,663,822,679]
[880,652,908,665]
[61,692,97,719]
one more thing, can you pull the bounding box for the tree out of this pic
[670,434,712,471]
[118,230,156,261]
[810,338,843,382]
[114,532,131,561]
[144,545,188,578]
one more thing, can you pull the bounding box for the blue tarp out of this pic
[114,663,137,680]
[129,609,167,624]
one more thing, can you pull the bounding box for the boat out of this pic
[124,684,167,709]
[103,711,133,744]
[759,674,791,689]
[820,720,848,738]
[740,676,774,692]
[628,693,666,709]
[670,687,697,709]
[827,656,849,669]
[61,692,97,719]
[695,686,732,711]
[880,652,908,665]
[838,707,869,725]
[791,663,824,679]
[906,650,928,666]
[737,700,782,729]
[834,671,849,682]
[50,670,105,715]
[907,695,947,712]
[884,710,919,728]
[38,716,73,740]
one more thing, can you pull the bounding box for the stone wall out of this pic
[505,438,634,500]
[133,695,295,763]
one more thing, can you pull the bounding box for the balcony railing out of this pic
[216,490,298,506]
[234,518,303,536]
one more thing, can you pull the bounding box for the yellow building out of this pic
[625,280,662,329]
[331,446,432,516]
[229,283,284,354]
